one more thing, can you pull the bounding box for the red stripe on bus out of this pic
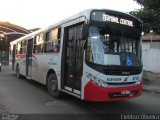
[16,54,26,60]
[15,54,38,63]
[84,80,142,102]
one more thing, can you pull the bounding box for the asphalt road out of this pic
[0,66,160,119]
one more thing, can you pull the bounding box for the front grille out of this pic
[104,68,141,75]
[109,90,138,98]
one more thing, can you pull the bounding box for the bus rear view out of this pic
[83,10,143,101]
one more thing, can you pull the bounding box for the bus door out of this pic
[26,38,33,77]
[12,44,16,70]
[62,24,84,94]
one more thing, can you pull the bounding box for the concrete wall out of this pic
[142,42,160,73]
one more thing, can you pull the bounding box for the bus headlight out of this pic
[135,81,141,85]
[86,73,108,88]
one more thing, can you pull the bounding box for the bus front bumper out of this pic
[84,81,142,102]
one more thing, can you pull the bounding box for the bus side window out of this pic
[34,34,44,53]
[44,28,61,53]
[17,42,21,54]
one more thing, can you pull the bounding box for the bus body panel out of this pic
[40,53,62,85]
[16,54,26,76]
[31,54,44,83]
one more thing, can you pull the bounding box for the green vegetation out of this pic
[130,0,160,34]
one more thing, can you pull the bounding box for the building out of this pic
[142,33,160,73]
[0,22,31,64]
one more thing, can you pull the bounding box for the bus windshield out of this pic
[86,26,141,66]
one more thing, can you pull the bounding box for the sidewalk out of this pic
[143,71,160,94]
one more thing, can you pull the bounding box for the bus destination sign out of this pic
[91,11,134,27]
[103,14,133,27]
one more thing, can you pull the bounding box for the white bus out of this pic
[10,9,143,101]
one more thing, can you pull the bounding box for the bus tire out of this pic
[47,73,61,98]
[16,65,23,79]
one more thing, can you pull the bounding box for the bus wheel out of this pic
[16,65,22,79]
[48,73,61,98]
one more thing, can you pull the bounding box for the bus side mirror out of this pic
[82,24,88,40]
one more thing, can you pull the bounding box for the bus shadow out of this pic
[56,92,137,114]
[12,73,48,93]
[58,92,144,114]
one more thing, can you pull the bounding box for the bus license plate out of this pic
[121,90,131,95]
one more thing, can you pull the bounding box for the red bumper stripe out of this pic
[84,81,142,101]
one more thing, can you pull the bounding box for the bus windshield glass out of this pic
[86,26,141,66]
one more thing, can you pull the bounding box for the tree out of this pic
[130,0,160,34]
[134,0,160,10]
